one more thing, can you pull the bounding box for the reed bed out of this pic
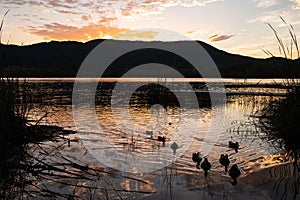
[0,10,96,199]
[256,17,300,154]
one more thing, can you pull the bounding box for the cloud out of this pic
[290,0,300,9]
[55,10,82,15]
[185,28,210,35]
[3,0,224,18]
[247,8,286,24]
[209,34,235,42]
[3,0,225,42]
[253,0,277,8]
[113,30,159,41]
[186,30,196,34]
[113,29,192,41]
[25,22,128,41]
[3,0,224,23]
[3,0,71,8]
[118,0,223,18]
[45,0,75,9]
[3,0,223,9]
[248,8,300,28]
[81,15,91,21]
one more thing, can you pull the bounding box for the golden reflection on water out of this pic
[28,88,291,176]
[22,79,300,199]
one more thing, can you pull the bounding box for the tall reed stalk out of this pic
[264,16,300,88]
[0,10,32,143]
[257,17,300,152]
[0,10,33,198]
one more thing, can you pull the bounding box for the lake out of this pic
[22,78,298,199]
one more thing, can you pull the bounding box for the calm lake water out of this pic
[23,78,298,199]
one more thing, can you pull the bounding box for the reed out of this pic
[264,16,299,87]
[0,10,135,199]
[0,9,32,144]
[257,17,300,152]
[0,10,52,198]
[265,16,299,60]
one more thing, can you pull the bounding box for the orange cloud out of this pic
[4,0,226,43]
[25,23,128,41]
[209,34,235,42]
[186,30,196,34]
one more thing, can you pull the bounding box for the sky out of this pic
[1,0,300,58]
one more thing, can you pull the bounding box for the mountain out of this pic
[0,39,299,78]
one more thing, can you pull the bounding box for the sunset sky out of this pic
[1,0,300,58]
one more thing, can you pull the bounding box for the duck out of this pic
[171,142,178,155]
[145,131,153,138]
[229,164,241,186]
[201,158,211,177]
[192,152,202,168]
[157,136,166,146]
[219,154,230,172]
[229,141,239,153]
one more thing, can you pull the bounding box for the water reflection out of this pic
[7,79,299,199]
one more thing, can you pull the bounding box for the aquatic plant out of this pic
[257,86,300,150]
[264,16,300,88]
[0,11,140,198]
[0,10,65,198]
[257,17,300,153]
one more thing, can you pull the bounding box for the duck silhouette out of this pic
[201,158,211,177]
[229,164,241,186]
[158,136,166,146]
[229,141,239,153]
[219,154,230,172]
[145,131,153,138]
[192,152,202,168]
[171,142,178,155]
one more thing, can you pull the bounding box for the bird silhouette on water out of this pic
[229,164,241,186]
[171,142,178,155]
[201,158,211,177]
[229,141,239,153]
[219,154,230,172]
[192,152,202,168]
[157,136,166,146]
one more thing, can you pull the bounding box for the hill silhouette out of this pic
[0,39,299,78]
